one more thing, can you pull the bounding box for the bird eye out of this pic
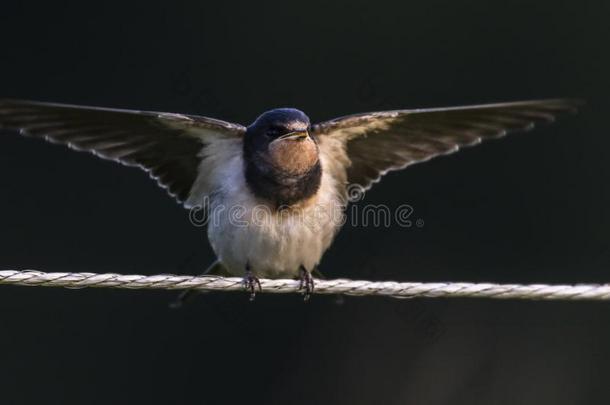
[267,126,281,137]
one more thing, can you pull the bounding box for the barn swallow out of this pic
[0,98,580,301]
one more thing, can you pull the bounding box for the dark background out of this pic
[0,1,608,404]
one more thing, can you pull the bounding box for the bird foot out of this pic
[298,267,315,301]
[242,271,262,301]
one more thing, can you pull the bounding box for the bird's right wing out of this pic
[0,99,246,207]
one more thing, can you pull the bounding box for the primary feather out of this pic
[313,99,581,191]
[0,99,245,203]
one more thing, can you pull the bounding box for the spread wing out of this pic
[313,99,581,192]
[0,99,246,205]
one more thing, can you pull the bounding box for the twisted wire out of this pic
[0,270,609,301]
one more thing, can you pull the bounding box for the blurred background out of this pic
[0,1,608,403]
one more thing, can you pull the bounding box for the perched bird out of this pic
[0,98,580,301]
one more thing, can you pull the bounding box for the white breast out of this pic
[206,154,345,278]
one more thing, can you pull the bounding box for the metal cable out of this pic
[0,270,609,301]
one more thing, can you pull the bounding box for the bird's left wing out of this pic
[0,99,246,206]
[312,99,581,195]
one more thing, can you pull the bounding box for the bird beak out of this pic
[276,130,310,141]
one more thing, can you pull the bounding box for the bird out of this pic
[0,98,581,301]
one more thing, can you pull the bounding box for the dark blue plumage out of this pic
[244,108,321,208]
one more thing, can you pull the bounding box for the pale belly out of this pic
[207,192,344,278]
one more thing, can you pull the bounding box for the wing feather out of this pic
[313,99,581,191]
[0,99,246,204]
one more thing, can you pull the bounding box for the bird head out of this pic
[244,108,318,175]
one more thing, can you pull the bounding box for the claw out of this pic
[298,266,315,301]
[243,268,261,301]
